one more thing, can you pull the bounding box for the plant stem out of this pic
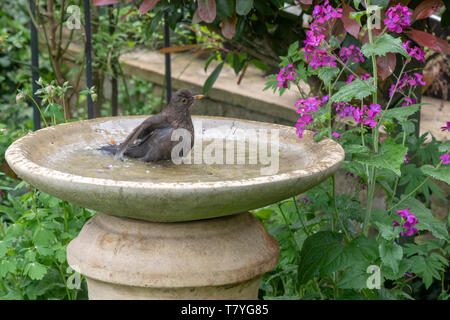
[277,203,301,253]
[52,258,72,300]
[389,160,442,212]
[292,197,310,236]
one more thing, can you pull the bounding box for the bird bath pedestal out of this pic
[6,116,344,300]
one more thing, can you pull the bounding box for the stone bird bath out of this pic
[6,115,344,299]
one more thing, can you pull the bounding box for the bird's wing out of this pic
[114,114,168,160]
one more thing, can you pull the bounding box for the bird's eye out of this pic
[181,98,187,104]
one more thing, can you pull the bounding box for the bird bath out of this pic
[6,115,344,300]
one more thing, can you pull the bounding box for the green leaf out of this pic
[5,223,24,239]
[318,67,339,86]
[410,255,444,289]
[354,138,408,176]
[420,164,450,185]
[236,0,253,15]
[343,144,370,154]
[361,33,409,58]
[350,11,365,26]
[297,231,345,284]
[250,59,269,71]
[371,209,399,241]
[331,78,376,102]
[252,208,274,220]
[382,105,420,123]
[438,140,450,153]
[202,61,224,94]
[399,198,449,241]
[379,242,403,274]
[287,41,299,57]
[0,240,9,258]
[337,265,369,289]
[33,228,55,246]
[0,259,17,279]
[24,262,47,280]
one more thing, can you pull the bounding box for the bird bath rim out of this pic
[5,115,345,222]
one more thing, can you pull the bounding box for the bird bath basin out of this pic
[6,115,344,299]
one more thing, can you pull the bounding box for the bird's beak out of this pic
[192,94,205,100]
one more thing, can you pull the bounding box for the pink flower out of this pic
[339,45,365,64]
[384,4,412,33]
[332,132,343,141]
[402,97,417,107]
[389,73,426,98]
[405,152,410,164]
[405,273,414,278]
[402,41,426,63]
[295,95,328,139]
[334,102,355,119]
[346,74,355,84]
[395,208,419,237]
[276,64,299,88]
[440,122,450,132]
[440,153,450,164]
[312,0,343,24]
[351,104,381,127]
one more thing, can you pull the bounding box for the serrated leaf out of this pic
[25,262,47,280]
[410,255,444,289]
[318,67,339,86]
[331,78,376,102]
[371,209,399,241]
[421,164,450,185]
[343,144,370,154]
[361,33,409,58]
[0,240,9,258]
[288,41,299,57]
[202,61,224,94]
[379,242,403,274]
[0,259,17,279]
[382,105,420,123]
[33,228,55,246]
[354,138,408,176]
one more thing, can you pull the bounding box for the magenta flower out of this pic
[405,273,414,278]
[276,64,299,88]
[351,104,381,127]
[384,4,412,33]
[440,122,450,131]
[346,74,355,84]
[312,0,343,24]
[440,153,450,164]
[389,73,426,98]
[307,48,337,70]
[395,208,419,237]
[332,132,343,141]
[402,41,426,63]
[405,152,410,164]
[334,102,355,119]
[339,45,365,64]
[303,1,342,70]
[295,95,328,139]
[402,97,417,107]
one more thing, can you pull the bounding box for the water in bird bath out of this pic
[44,139,315,183]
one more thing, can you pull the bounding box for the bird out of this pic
[99,89,204,162]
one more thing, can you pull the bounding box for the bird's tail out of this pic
[98,144,119,156]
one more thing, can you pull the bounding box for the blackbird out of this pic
[99,89,204,162]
